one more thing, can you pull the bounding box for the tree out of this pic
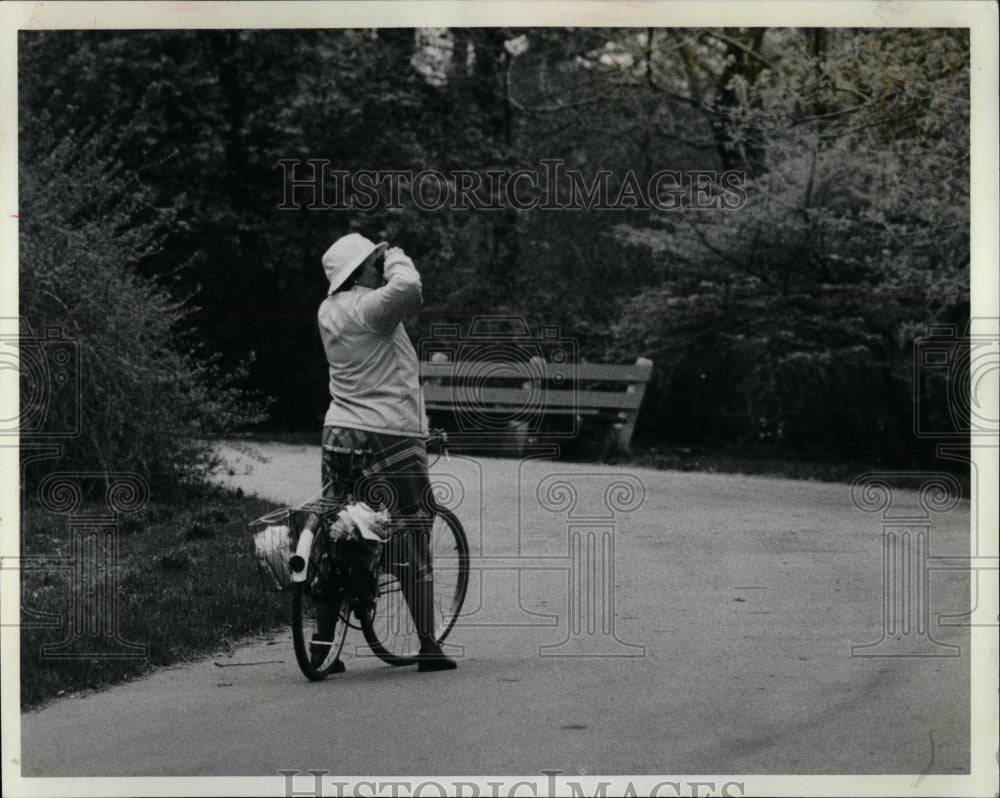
[611,28,969,456]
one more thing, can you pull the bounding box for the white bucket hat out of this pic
[322,233,388,295]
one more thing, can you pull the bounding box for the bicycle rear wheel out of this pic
[291,529,349,681]
[361,507,469,666]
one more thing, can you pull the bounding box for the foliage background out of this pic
[18,28,970,484]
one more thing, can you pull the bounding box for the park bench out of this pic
[420,356,653,454]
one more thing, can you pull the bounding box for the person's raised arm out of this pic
[356,246,422,335]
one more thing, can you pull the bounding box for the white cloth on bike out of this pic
[330,501,392,543]
[253,524,292,590]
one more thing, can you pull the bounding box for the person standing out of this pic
[308,232,455,673]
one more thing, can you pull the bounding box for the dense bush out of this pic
[19,127,268,495]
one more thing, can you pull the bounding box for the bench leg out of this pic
[509,419,529,456]
[611,412,637,455]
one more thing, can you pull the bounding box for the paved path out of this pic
[20,444,971,776]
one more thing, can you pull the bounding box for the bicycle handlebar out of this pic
[427,428,449,464]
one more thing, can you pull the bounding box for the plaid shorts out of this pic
[321,426,432,581]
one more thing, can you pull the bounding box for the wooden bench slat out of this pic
[425,404,600,416]
[421,385,643,410]
[573,362,653,382]
[420,361,652,383]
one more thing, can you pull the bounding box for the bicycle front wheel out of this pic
[362,507,469,666]
[291,530,349,681]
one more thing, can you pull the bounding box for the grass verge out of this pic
[19,483,286,710]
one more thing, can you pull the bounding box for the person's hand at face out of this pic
[384,246,408,268]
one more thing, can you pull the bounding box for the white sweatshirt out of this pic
[317,249,428,437]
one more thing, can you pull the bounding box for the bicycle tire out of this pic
[291,529,349,681]
[361,506,469,666]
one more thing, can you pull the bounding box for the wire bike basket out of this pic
[250,491,391,593]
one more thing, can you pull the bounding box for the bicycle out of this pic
[250,430,470,681]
